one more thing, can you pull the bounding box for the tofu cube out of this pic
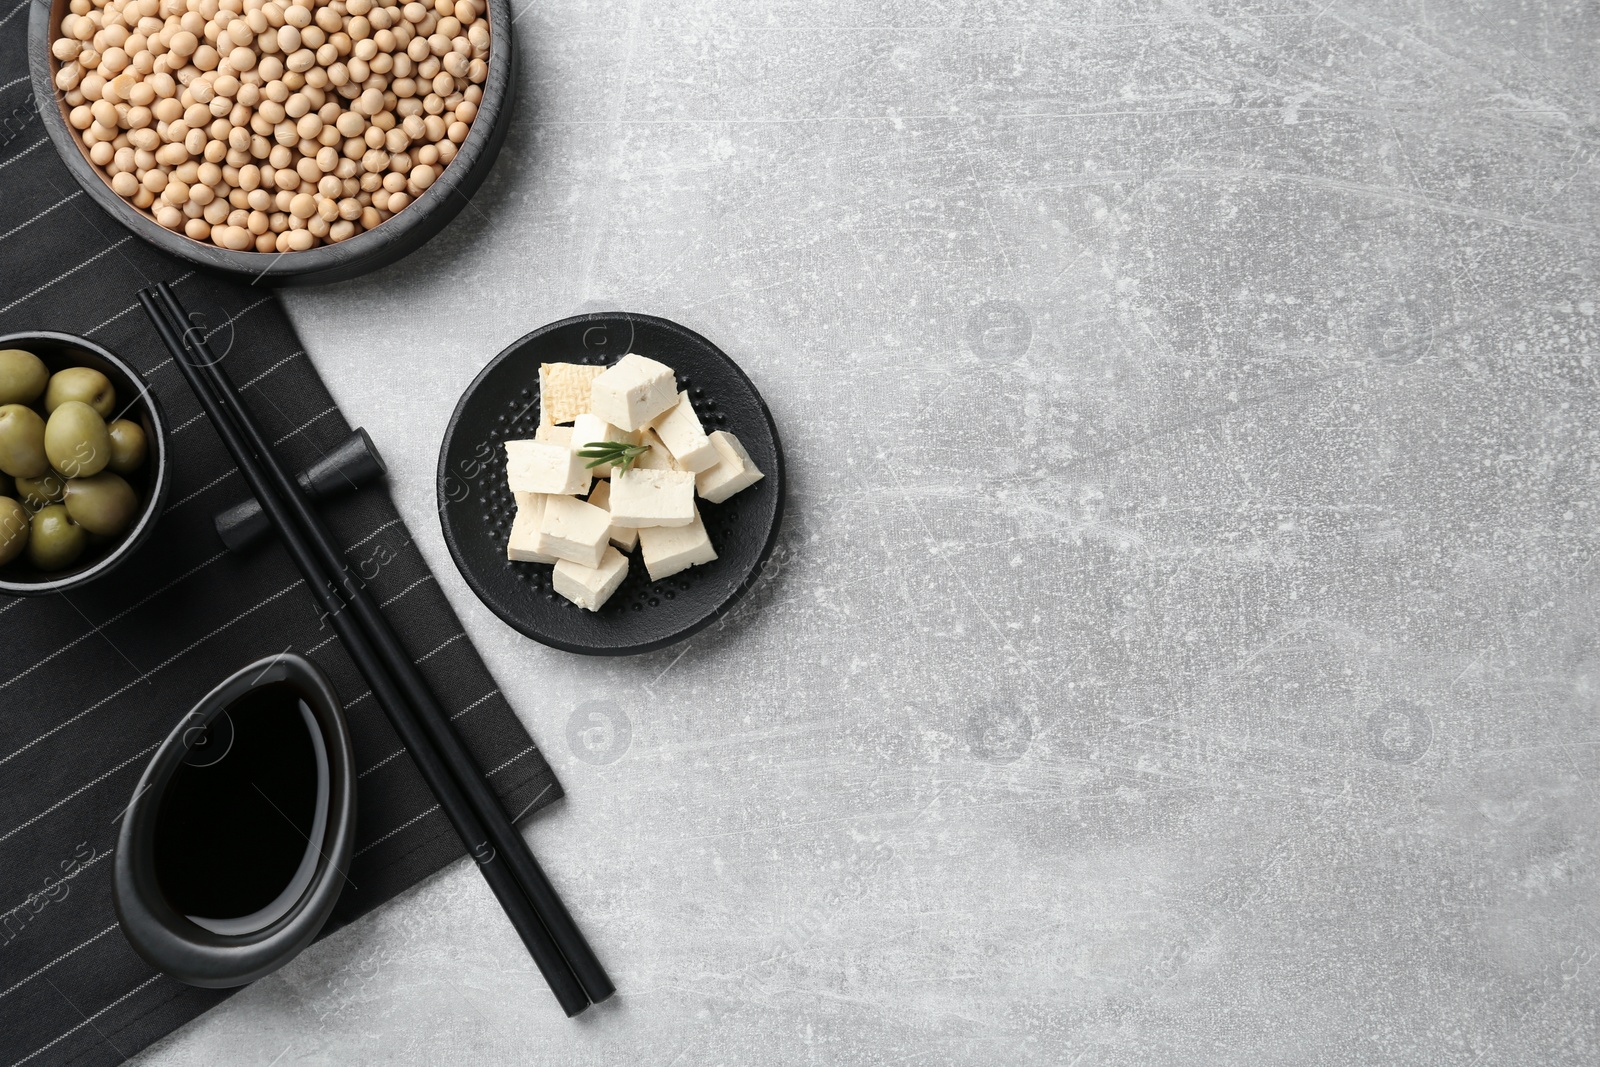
[633,428,676,470]
[553,546,631,612]
[638,508,718,581]
[538,495,612,567]
[590,353,678,431]
[570,412,636,478]
[506,492,557,563]
[585,479,639,551]
[609,468,696,528]
[506,439,591,496]
[649,392,719,472]
[539,362,605,425]
[695,430,764,504]
[534,423,572,447]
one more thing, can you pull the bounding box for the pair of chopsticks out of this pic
[139,282,613,1017]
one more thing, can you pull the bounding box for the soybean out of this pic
[52,0,493,253]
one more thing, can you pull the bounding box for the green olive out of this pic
[28,504,85,572]
[0,404,49,479]
[0,496,28,567]
[44,401,111,479]
[64,472,138,537]
[107,419,148,474]
[0,350,49,407]
[14,471,65,509]
[44,366,116,418]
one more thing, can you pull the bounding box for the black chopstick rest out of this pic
[212,428,387,552]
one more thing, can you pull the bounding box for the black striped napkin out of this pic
[0,16,561,1066]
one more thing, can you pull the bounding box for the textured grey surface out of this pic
[134,0,1600,1063]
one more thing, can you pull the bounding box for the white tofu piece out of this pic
[506,492,557,563]
[638,508,718,581]
[553,546,631,611]
[695,430,764,504]
[534,423,572,447]
[585,479,639,551]
[589,353,678,431]
[632,428,676,471]
[570,412,636,478]
[609,468,696,528]
[649,392,719,473]
[539,362,605,425]
[505,439,590,496]
[537,495,611,567]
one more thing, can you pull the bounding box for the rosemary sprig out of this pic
[577,439,652,475]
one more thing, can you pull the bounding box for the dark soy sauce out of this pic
[153,682,320,924]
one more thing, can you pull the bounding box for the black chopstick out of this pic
[138,287,599,1016]
[150,282,616,1006]
[139,288,590,1014]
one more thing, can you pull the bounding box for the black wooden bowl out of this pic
[112,653,356,988]
[27,0,516,287]
[0,331,171,596]
[438,313,786,656]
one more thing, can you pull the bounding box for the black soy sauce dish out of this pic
[0,331,171,596]
[437,313,786,656]
[113,654,356,989]
[28,0,517,286]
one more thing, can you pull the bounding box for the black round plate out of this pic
[437,313,785,655]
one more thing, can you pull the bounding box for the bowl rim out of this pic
[27,0,516,286]
[0,329,172,596]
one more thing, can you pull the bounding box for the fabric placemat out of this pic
[0,21,562,1067]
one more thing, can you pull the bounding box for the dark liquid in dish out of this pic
[153,682,318,921]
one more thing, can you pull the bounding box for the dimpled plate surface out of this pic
[437,313,785,655]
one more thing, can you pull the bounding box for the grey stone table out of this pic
[136,0,1599,1063]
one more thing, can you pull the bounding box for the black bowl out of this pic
[438,313,786,655]
[112,653,356,988]
[27,0,517,287]
[0,331,171,596]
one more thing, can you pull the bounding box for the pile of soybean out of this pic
[0,349,149,574]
